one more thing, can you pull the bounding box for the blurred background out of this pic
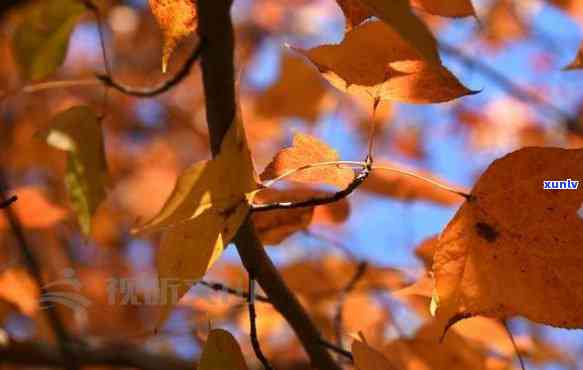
[1,0,583,369]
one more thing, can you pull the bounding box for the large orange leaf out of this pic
[0,186,67,230]
[260,133,355,189]
[297,21,474,103]
[432,147,583,332]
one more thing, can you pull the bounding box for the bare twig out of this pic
[0,172,78,370]
[248,278,275,370]
[198,1,341,369]
[200,280,270,303]
[502,321,527,370]
[96,41,204,98]
[251,166,371,212]
[318,338,354,361]
[334,262,368,355]
[0,194,17,208]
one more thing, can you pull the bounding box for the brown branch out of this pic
[0,172,79,370]
[197,2,341,369]
[333,262,368,354]
[200,279,270,303]
[318,339,353,361]
[248,278,275,370]
[0,339,196,370]
[96,40,204,97]
[251,167,370,212]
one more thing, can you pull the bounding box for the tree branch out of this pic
[200,279,270,303]
[0,195,17,209]
[248,278,275,370]
[0,339,196,370]
[0,172,79,370]
[96,40,204,98]
[196,2,341,369]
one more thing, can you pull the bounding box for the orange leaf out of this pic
[296,21,475,103]
[0,186,67,230]
[432,147,583,332]
[0,268,39,316]
[149,0,197,72]
[260,133,355,189]
[564,42,583,70]
[411,0,476,17]
[335,0,373,30]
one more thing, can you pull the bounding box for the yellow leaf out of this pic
[433,147,583,332]
[43,106,109,235]
[149,0,197,72]
[199,329,248,370]
[11,0,85,80]
[297,21,475,104]
[133,109,258,323]
[260,133,355,189]
[411,0,476,18]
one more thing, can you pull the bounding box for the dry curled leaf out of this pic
[149,0,197,72]
[260,133,355,189]
[432,147,583,333]
[297,21,475,104]
[133,109,259,325]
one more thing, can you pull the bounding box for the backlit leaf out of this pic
[411,0,476,18]
[260,133,355,189]
[133,109,258,323]
[149,0,197,72]
[0,186,67,230]
[43,106,109,235]
[199,329,248,370]
[11,0,85,80]
[297,21,475,104]
[432,147,583,332]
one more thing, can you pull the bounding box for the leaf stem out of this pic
[262,160,365,188]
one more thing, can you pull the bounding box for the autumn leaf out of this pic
[43,106,109,235]
[255,53,328,123]
[352,338,399,370]
[414,235,438,270]
[0,186,67,230]
[198,329,248,370]
[11,0,86,80]
[133,109,259,324]
[149,0,197,72]
[260,133,355,189]
[335,0,373,30]
[353,0,440,63]
[432,147,583,333]
[297,21,475,104]
[564,42,583,70]
[411,0,476,18]
[0,268,39,317]
[362,160,467,206]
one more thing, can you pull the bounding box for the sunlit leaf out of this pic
[0,186,67,230]
[261,133,355,189]
[11,0,85,80]
[432,147,583,332]
[149,0,197,72]
[297,21,475,103]
[43,106,109,235]
[411,0,476,17]
[133,109,259,324]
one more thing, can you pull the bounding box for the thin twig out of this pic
[96,40,204,98]
[0,172,78,370]
[372,165,471,199]
[318,338,354,361]
[0,195,17,209]
[502,321,527,370]
[248,278,275,370]
[367,97,381,159]
[252,166,371,212]
[302,230,358,261]
[200,280,270,303]
[334,262,368,357]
